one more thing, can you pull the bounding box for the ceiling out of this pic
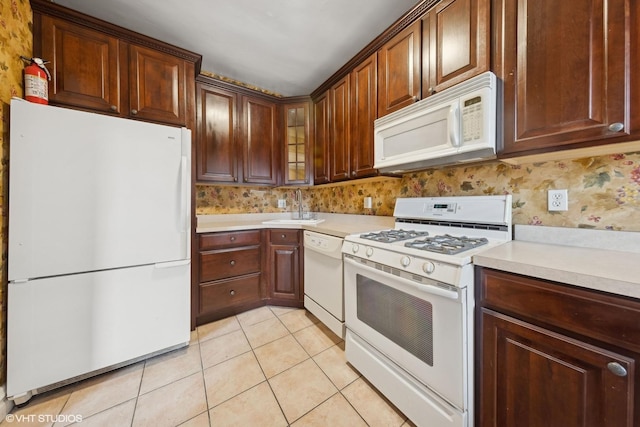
[53,0,420,97]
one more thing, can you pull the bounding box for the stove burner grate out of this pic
[404,234,489,255]
[359,229,429,243]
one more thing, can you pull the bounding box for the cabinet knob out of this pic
[230,260,235,266]
[110,105,117,111]
[427,87,435,95]
[351,171,356,177]
[281,234,286,239]
[230,290,235,296]
[131,109,138,115]
[608,122,624,132]
[230,236,236,241]
[607,362,628,377]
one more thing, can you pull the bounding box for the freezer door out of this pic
[7,261,190,398]
[8,99,191,281]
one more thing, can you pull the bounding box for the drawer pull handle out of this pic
[608,122,624,132]
[607,362,628,377]
[230,290,235,296]
[230,260,235,266]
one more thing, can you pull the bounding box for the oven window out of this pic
[356,274,434,366]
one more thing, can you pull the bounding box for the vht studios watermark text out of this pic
[5,413,83,423]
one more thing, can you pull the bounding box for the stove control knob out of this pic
[422,261,436,274]
[366,247,374,257]
[351,244,360,254]
[400,256,411,267]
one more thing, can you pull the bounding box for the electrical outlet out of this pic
[364,196,372,209]
[277,199,286,208]
[548,189,568,211]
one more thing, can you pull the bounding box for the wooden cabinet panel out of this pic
[199,230,260,250]
[196,84,238,182]
[41,16,123,114]
[476,267,640,427]
[199,274,261,313]
[313,91,330,184]
[421,0,489,97]
[199,247,261,282]
[481,309,634,427]
[242,96,279,185]
[496,0,630,156]
[329,76,350,181]
[350,52,378,178]
[266,229,303,305]
[377,20,421,117]
[129,44,186,125]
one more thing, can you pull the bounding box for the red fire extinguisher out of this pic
[21,56,51,105]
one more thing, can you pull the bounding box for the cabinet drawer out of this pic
[269,229,300,245]
[199,274,261,313]
[478,268,640,353]
[200,230,261,250]
[199,247,261,282]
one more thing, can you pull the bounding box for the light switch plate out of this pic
[277,199,286,208]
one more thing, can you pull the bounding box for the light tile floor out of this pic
[3,306,415,427]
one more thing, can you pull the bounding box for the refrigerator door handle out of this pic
[155,260,190,269]
[180,155,188,233]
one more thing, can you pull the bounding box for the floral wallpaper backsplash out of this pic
[197,151,640,232]
[1,0,33,386]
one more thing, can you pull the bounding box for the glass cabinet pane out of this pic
[284,103,309,184]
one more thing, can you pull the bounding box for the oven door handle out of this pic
[344,256,460,300]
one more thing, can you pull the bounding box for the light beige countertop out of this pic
[473,225,640,299]
[197,213,395,238]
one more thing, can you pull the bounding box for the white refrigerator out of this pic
[7,98,191,404]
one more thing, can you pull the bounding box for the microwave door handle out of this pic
[449,104,461,147]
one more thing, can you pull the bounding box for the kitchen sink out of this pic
[261,218,325,225]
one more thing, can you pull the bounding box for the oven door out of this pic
[344,254,469,410]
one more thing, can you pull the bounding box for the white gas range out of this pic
[342,195,512,427]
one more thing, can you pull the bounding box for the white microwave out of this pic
[374,71,498,174]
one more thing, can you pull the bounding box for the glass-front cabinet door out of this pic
[283,102,310,185]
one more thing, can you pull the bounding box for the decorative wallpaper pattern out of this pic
[1,0,32,386]
[197,151,640,232]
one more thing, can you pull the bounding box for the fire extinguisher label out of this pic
[25,74,49,101]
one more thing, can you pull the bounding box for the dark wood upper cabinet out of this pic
[421,0,489,97]
[196,83,238,183]
[283,102,311,185]
[129,44,187,125]
[377,20,422,118]
[313,91,330,185]
[32,0,199,127]
[495,0,632,157]
[329,75,351,182]
[40,15,125,114]
[350,52,378,178]
[241,95,279,185]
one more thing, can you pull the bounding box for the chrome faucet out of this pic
[295,189,303,219]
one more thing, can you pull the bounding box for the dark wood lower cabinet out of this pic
[476,268,639,427]
[195,229,303,326]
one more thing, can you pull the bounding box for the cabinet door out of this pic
[329,75,350,181]
[313,91,331,184]
[267,230,302,303]
[196,83,239,183]
[421,0,489,97]
[496,0,630,156]
[283,102,311,185]
[377,20,421,117]
[242,96,279,185]
[350,52,378,178]
[480,309,634,427]
[41,16,124,114]
[129,44,186,125]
